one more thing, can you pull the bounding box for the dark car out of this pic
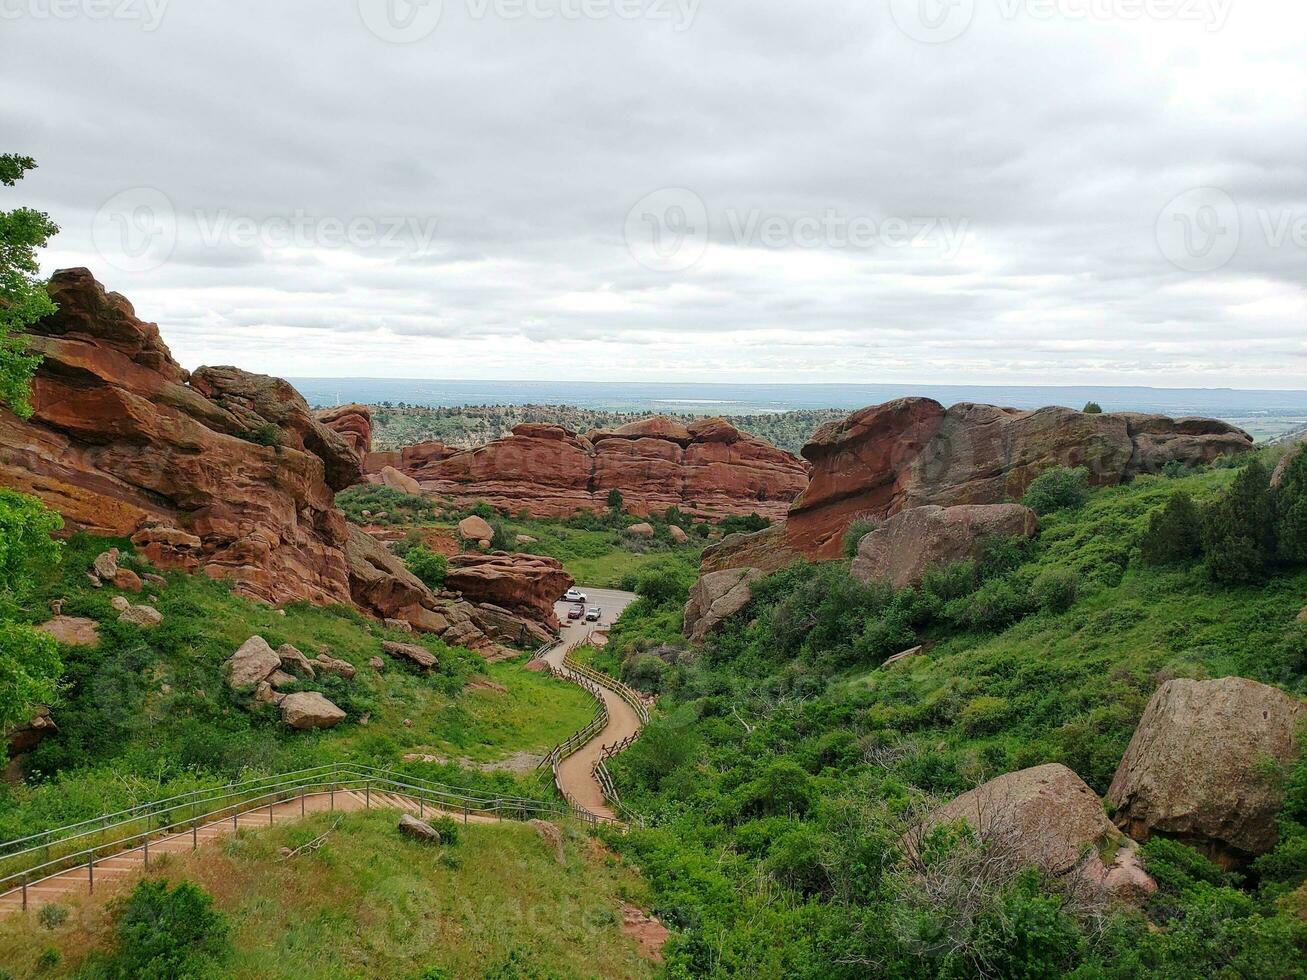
[567,606,584,620]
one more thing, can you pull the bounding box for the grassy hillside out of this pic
[0,810,659,978]
[596,456,1307,977]
[0,532,597,843]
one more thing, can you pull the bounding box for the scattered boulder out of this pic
[35,616,100,647]
[268,670,298,689]
[227,636,282,688]
[917,763,1156,904]
[110,595,130,612]
[515,534,537,545]
[112,568,143,592]
[626,522,656,539]
[142,572,167,588]
[91,549,120,582]
[314,653,357,679]
[6,707,58,757]
[253,681,284,706]
[382,640,438,671]
[1107,677,1305,866]
[379,464,423,496]
[368,657,385,670]
[384,617,414,633]
[458,515,494,542]
[118,604,162,629]
[529,819,565,864]
[397,814,442,843]
[668,525,688,544]
[279,691,346,730]
[683,567,764,643]
[277,643,317,678]
[851,504,1039,589]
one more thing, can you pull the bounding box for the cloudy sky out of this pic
[4,0,1306,386]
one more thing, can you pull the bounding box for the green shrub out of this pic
[1139,490,1203,565]
[243,422,281,447]
[1202,459,1276,584]
[1031,567,1081,613]
[763,826,831,897]
[97,879,231,979]
[959,695,1011,735]
[405,545,448,591]
[632,561,696,607]
[1082,401,1103,414]
[432,815,460,846]
[717,513,770,536]
[37,903,68,929]
[842,518,879,558]
[607,488,624,513]
[921,560,978,603]
[36,948,60,969]
[736,760,814,819]
[1275,449,1307,563]
[952,576,1034,630]
[1021,466,1090,515]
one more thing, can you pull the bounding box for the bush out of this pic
[1139,490,1203,565]
[243,422,281,447]
[717,513,770,537]
[959,695,1011,735]
[764,826,832,897]
[1202,459,1276,584]
[432,815,460,846]
[1275,449,1307,563]
[632,561,696,607]
[1031,567,1080,613]
[1021,467,1090,515]
[0,488,63,600]
[842,518,879,558]
[97,879,231,979]
[37,903,68,929]
[1082,401,1103,414]
[405,546,448,591]
[951,576,1034,631]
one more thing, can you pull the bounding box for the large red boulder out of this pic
[445,552,574,631]
[317,404,373,458]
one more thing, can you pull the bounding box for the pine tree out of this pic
[1139,490,1203,565]
[1201,460,1276,583]
[1275,448,1307,563]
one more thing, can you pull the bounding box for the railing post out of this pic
[193,822,198,850]
[330,786,335,811]
[418,796,424,818]
[463,803,468,825]
[88,854,94,894]
[233,810,238,833]
[301,787,306,818]
[365,782,371,809]
[144,831,149,869]
[21,875,28,912]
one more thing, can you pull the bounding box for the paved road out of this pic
[543,588,640,822]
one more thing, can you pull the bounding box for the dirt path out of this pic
[543,588,641,822]
[0,789,498,914]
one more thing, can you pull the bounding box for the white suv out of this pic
[563,588,587,603]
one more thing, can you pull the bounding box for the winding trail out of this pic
[541,588,642,822]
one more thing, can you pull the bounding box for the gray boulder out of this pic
[227,636,282,688]
[279,691,346,730]
[398,814,442,843]
[683,567,764,643]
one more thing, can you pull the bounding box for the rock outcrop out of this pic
[851,504,1038,589]
[315,404,372,459]
[0,269,358,607]
[699,524,803,577]
[683,567,764,642]
[382,640,438,671]
[784,398,1251,561]
[917,763,1156,904]
[1106,677,1305,866]
[445,553,573,632]
[350,416,809,521]
[227,636,283,689]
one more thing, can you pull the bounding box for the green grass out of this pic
[0,533,594,841]
[0,811,659,979]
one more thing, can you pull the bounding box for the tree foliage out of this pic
[1202,459,1276,583]
[0,154,58,418]
[1021,467,1090,516]
[1139,490,1203,565]
[0,489,63,727]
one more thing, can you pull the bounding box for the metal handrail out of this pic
[1,768,598,914]
[0,763,587,905]
[561,651,651,725]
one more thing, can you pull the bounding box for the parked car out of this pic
[585,606,602,622]
[563,588,587,603]
[567,606,584,620]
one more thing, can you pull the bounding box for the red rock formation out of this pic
[445,552,574,631]
[363,416,809,520]
[0,269,495,652]
[316,403,372,458]
[785,397,1252,561]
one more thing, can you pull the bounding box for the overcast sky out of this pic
[4,0,1306,386]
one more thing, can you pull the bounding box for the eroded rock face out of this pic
[918,763,1156,905]
[382,640,438,671]
[851,504,1039,589]
[227,636,283,689]
[784,398,1251,562]
[445,552,573,631]
[684,567,764,642]
[344,525,491,652]
[316,404,372,458]
[0,269,358,607]
[1107,677,1305,866]
[699,524,803,577]
[365,417,809,521]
